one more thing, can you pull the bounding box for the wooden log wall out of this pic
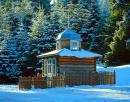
[60,40,70,49]
[57,56,96,73]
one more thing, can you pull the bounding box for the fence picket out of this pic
[18,71,116,89]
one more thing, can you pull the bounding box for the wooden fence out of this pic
[18,71,116,89]
[47,76,65,88]
[65,71,115,86]
[65,72,98,86]
[19,77,32,90]
[98,71,116,85]
[19,76,65,90]
[32,77,47,88]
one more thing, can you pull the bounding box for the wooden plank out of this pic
[64,71,115,86]
[60,65,95,68]
[97,71,115,85]
[33,77,47,88]
[58,62,94,65]
[59,56,94,60]
[58,59,95,63]
[60,65,95,72]
[58,58,95,61]
[18,71,116,89]
[58,57,95,61]
[58,57,96,66]
[19,77,32,90]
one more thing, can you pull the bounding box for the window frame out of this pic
[43,58,57,77]
[70,40,80,50]
[56,41,61,50]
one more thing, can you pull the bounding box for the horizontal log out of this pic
[59,65,95,68]
[58,61,92,63]
[58,60,95,65]
[58,62,94,65]
[60,68,95,72]
[59,56,95,60]
[58,58,95,62]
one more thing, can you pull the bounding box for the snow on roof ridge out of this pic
[37,49,63,58]
[38,48,102,58]
[58,48,102,58]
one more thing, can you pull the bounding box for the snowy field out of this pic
[0,64,130,102]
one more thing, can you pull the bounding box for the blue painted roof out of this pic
[56,29,82,41]
[38,48,102,58]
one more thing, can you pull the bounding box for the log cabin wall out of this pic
[60,40,70,49]
[57,56,96,74]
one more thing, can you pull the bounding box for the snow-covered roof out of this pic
[56,29,82,41]
[38,48,102,58]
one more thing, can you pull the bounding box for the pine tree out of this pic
[54,2,98,50]
[0,30,21,81]
[95,0,115,53]
[32,0,50,13]
[0,0,33,80]
[31,8,63,72]
[104,0,130,66]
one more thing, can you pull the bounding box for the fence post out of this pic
[114,71,116,84]
[18,77,32,90]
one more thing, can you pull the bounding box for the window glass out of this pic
[48,59,51,73]
[56,42,61,49]
[52,58,56,75]
[71,41,79,50]
[44,60,47,74]
[44,58,56,76]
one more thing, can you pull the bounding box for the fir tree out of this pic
[104,0,130,66]
[0,30,21,80]
[0,0,33,80]
[31,8,63,71]
[32,0,50,13]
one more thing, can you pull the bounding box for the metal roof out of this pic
[37,48,102,58]
[56,29,82,41]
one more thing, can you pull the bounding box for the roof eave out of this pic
[56,38,82,41]
[37,54,57,58]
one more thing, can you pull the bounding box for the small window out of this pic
[56,42,61,50]
[70,40,79,50]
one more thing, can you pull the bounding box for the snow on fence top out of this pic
[38,48,102,58]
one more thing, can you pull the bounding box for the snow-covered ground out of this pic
[0,64,130,102]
